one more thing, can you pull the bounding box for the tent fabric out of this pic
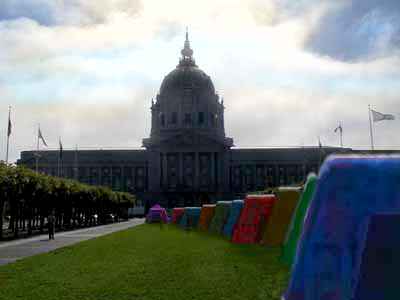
[232,195,277,244]
[208,201,232,234]
[179,207,201,229]
[171,208,185,224]
[284,155,400,300]
[146,204,168,223]
[353,213,400,300]
[222,200,244,239]
[281,174,318,266]
[198,204,216,231]
[261,187,301,247]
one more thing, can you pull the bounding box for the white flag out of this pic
[371,109,395,122]
[38,127,48,147]
[334,124,342,133]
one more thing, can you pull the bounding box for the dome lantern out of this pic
[179,27,196,67]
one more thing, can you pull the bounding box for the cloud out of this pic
[248,0,400,62]
[0,0,142,26]
[304,0,400,61]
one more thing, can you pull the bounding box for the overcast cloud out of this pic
[0,0,399,163]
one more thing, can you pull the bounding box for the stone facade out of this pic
[18,33,392,208]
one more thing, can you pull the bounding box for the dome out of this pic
[159,65,215,96]
[158,29,216,97]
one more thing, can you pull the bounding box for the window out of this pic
[171,112,178,125]
[160,113,165,127]
[184,113,192,125]
[198,112,204,125]
[210,113,218,127]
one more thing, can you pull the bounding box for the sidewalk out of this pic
[0,218,145,266]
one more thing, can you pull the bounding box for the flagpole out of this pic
[35,124,40,172]
[368,105,374,150]
[318,136,322,171]
[5,106,11,164]
[57,137,60,177]
[339,122,343,147]
[74,144,78,180]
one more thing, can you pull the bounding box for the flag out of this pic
[334,124,342,133]
[318,137,322,148]
[59,138,63,160]
[371,109,395,122]
[38,127,48,147]
[7,114,11,137]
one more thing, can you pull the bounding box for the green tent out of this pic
[208,201,232,234]
[280,173,317,266]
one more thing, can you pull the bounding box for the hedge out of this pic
[0,162,135,239]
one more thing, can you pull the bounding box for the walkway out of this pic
[0,218,145,266]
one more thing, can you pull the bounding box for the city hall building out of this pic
[18,33,353,207]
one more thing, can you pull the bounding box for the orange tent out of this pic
[198,204,216,231]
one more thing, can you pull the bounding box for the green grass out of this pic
[0,224,289,300]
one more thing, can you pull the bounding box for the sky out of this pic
[0,0,399,163]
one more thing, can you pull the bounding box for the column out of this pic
[98,166,102,186]
[194,152,199,190]
[162,152,168,188]
[179,152,183,186]
[210,152,215,191]
[132,165,136,191]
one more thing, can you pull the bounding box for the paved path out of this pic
[0,218,145,266]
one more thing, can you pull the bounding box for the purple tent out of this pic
[146,204,168,223]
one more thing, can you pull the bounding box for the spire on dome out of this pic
[179,27,195,66]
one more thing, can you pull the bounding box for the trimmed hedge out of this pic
[0,163,135,239]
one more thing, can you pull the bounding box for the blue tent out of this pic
[222,200,244,238]
[284,155,400,300]
[179,207,201,229]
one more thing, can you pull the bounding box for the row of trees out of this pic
[0,163,135,239]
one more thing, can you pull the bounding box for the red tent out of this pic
[171,208,185,224]
[232,194,277,244]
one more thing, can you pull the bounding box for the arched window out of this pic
[198,112,204,125]
[171,112,178,125]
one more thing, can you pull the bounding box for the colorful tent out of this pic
[280,174,317,266]
[171,208,185,224]
[261,187,301,247]
[146,204,168,223]
[208,201,232,234]
[222,200,244,239]
[179,207,201,229]
[198,204,216,231]
[284,155,400,300]
[232,195,276,244]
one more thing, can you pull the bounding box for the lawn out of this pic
[0,224,290,300]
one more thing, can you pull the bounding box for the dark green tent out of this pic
[280,173,317,266]
[208,201,231,234]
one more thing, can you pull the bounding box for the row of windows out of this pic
[37,167,147,192]
[160,112,218,127]
[231,164,318,191]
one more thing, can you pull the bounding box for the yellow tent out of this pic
[261,187,301,246]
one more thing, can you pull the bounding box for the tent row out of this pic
[146,155,400,299]
[165,174,318,269]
